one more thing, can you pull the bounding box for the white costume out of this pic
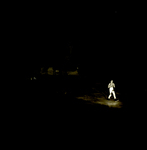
[108,81,116,99]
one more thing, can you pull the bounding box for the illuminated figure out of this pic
[108,80,116,100]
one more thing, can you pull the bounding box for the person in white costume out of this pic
[108,80,117,100]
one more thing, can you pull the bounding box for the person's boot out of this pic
[114,98,119,101]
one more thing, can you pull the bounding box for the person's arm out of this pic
[108,83,110,88]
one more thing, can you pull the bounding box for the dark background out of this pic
[12,3,146,104]
[7,2,147,146]
[18,4,146,84]
[10,2,146,105]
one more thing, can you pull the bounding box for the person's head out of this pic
[111,80,113,83]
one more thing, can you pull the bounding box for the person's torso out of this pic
[109,83,115,88]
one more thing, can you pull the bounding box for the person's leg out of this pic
[108,93,111,99]
[112,91,116,99]
[108,88,112,99]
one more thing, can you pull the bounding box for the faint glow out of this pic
[55,70,59,72]
[67,70,79,75]
[76,95,123,108]
[47,67,53,75]
[40,68,46,74]
[34,77,36,80]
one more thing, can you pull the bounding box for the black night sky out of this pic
[21,5,146,83]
